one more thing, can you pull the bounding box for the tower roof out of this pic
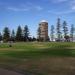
[40,20,48,23]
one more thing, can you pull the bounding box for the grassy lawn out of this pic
[0,42,75,75]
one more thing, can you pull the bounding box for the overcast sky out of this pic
[0,0,75,37]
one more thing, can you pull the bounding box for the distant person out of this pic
[9,41,12,47]
[9,38,13,47]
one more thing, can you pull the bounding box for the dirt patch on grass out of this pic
[0,68,23,75]
[2,57,75,75]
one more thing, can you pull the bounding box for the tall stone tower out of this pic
[38,20,48,41]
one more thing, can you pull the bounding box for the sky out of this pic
[0,0,75,37]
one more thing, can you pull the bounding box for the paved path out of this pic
[0,68,23,75]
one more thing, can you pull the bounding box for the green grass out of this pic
[0,42,75,58]
[0,42,75,75]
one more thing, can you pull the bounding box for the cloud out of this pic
[34,6,43,11]
[47,0,75,15]
[48,10,75,15]
[6,2,43,12]
[70,0,75,10]
[57,0,68,2]
[7,6,43,12]
[50,0,68,3]
[7,7,29,11]
[71,5,75,11]
[3,0,43,12]
[3,0,75,14]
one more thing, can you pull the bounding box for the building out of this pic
[38,20,49,41]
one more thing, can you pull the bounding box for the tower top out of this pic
[40,20,48,23]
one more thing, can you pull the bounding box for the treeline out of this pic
[0,18,75,42]
[0,25,36,42]
[50,18,75,42]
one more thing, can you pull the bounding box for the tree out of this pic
[64,35,70,42]
[37,27,41,41]
[0,32,2,41]
[50,25,54,41]
[70,24,75,42]
[23,25,29,41]
[56,18,61,41]
[32,36,36,41]
[11,29,15,42]
[3,27,10,42]
[63,21,68,41]
[16,26,22,41]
